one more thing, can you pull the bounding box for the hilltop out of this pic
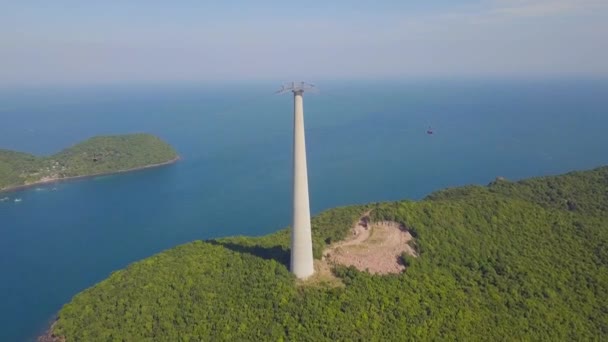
[48,166,608,341]
[0,134,178,192]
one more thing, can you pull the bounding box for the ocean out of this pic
[1,79,607,341]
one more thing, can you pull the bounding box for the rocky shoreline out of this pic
[0,156,180,194]
[37,320,63,342]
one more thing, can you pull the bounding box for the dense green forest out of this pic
[52,166,608,341]
[0,134,178,190]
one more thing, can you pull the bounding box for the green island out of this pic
[0,134,178,192]
[50,166,607,341]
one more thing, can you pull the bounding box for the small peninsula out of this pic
[0,134,178,192]
[47,166,608,341]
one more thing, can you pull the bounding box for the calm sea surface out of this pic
[1,80,607,341]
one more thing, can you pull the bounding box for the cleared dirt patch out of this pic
[323,218,417,275]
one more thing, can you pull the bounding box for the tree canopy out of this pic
[52,166,608,341]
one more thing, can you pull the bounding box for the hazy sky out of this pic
[2,0,607,85]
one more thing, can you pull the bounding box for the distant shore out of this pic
[0,156,180,194]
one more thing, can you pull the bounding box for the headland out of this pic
[0,134,179,193]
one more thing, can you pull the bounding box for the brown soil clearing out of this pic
[323,218,417,275]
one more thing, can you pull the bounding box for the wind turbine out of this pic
[277,82,316,279]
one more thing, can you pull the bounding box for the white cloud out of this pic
[490,0,608,17]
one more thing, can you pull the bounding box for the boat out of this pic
[0,197,9,202]
[426,128,434,135]
[14,198,22,203]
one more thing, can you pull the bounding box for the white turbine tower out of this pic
[277,82,316,279]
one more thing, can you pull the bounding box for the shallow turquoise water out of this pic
[1,80,607,341]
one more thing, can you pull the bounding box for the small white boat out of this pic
[0,197,9,202]
[14,198,22,203]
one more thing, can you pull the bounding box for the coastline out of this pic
[37,319,60,342]
[0,156,180,195]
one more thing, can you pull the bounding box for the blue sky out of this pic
[2,1,607,85]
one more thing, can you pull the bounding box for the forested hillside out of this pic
[0,134,178,190]
[52,166,608,341]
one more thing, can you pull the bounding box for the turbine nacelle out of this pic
[276,81,318,95]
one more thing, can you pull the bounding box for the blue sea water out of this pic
[1,80,607,341]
